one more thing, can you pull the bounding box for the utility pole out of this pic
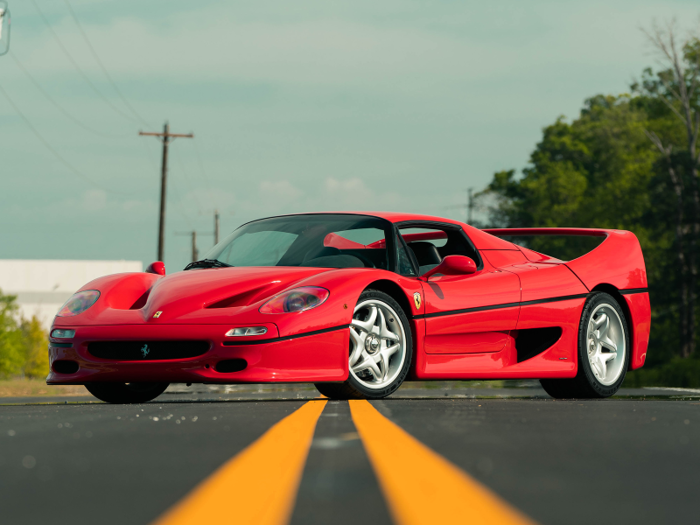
[444,187,476,225]
[177,230,212,262]
[176,230,198,262]
[139,122,194,261]
[214,209,220,245]
[467,187,474,224]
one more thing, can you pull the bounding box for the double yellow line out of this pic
[154,400,535,525]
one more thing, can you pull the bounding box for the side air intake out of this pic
[515,327,563,363]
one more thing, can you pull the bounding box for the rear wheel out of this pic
[85,382,169,404]
[315,290,412,400]
[541,292,629,399]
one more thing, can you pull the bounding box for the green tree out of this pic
[482,94,689,365]
[482,24,700,366]
[21,315,49,379]
[633,23,700,357]
[485,95,657,257]
[0,289,24,378]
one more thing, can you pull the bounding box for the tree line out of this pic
[0,290,49,379]
[478,22,700,379]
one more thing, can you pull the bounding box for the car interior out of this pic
[301,246,387,269]
[399,226,481,275]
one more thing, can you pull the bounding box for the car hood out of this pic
[60,266,334,326]
[142,266,329,322]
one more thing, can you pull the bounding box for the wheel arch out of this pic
[591,283,634,370]
[363,279,413,321]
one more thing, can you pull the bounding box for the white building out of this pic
[0,260,143,330]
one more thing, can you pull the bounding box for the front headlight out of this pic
[57,290,100,317]
[259,286,330,314]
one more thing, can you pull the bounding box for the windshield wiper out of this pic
[184,259,233,270]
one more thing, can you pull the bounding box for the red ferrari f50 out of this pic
[48,212,650,403]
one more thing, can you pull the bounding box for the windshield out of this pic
[203,214,394,269]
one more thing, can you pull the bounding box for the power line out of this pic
[9,51,130,138]
[169,182,194,230]
[192,139,220,208]
[30,0,140,125]
[444,188,475,224]
[0,80,134,195]
[62,0,153,129]
[173,146,205,213]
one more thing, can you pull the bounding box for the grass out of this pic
[0,379,86,398]
[623,358,700,388]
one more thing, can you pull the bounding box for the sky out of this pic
[1,0,698,271]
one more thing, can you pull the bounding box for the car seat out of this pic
[408,242,442,275]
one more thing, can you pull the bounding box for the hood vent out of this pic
[129,290,151,310]
[207,285,277,309]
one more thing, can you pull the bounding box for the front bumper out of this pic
[47,324,349,384]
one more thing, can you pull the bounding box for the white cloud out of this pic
[324,177,368,194]
[259,180,303,200]
[82,189,107,212]
[319,177,402,211]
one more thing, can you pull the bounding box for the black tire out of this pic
[314,289,413,400]
[541,292,630,399]
[85,382,169,404]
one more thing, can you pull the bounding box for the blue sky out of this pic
[1,0,698,271]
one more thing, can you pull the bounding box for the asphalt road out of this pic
[0,385,698,525]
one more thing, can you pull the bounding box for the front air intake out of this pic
[215,359,247,373]
[88,341,209,360]
[53,360,79,374]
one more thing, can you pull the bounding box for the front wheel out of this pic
[85,382,169,404]
[315,290,412,400]
[541,292,629,399]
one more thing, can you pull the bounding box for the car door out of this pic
[400,224,521,354]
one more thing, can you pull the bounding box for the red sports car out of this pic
[47,212,651,403]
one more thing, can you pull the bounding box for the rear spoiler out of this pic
[482,228,610,238]
[482,227,647,291]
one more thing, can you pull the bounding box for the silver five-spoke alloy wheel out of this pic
[349,299,407,390]
[586,303,626,386]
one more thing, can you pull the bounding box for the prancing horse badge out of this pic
[413,292,422,310]
[153,311,162,319]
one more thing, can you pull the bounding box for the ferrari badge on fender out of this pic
[153,311,162,319]
[414,292,422,310]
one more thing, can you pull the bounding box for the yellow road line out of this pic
[349,400,536,525]
[152,399,327,525]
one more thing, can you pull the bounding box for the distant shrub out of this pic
[0,290,24,378]
[624,358,700,388]
[0,289,50,379]
[21,316,49,379]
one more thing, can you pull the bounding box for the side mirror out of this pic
[0,2,10,57]
[145,261,166,276]
[421,255,477,280]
